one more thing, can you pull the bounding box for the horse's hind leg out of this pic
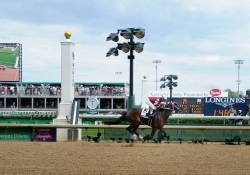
[126,125,139,142]
[132,124,143,140]
[126,125,132,133]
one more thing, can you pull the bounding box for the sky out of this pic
[0,0,249,104]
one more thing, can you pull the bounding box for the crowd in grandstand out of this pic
[0,84,127,96]
[75,85,126,96]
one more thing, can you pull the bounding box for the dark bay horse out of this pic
[121,102,180,142]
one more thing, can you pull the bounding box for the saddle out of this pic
[140,110,157,126]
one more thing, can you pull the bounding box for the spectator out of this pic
[246,107,250,125]
[235,110,243,125]
[228,105,237,125]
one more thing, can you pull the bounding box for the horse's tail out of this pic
[103,111,127,125]
[120,111,127,120]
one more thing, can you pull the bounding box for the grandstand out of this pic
[0,81,128,114]
[0,81,129,141]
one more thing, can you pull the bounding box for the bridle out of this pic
[159,101,180,112]
[158,96,180,112]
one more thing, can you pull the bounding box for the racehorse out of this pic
[120,101,180,142]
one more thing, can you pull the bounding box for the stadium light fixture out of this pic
[133,28,145,39]
[172,75,178,80]
[106,47,119,57]
[120,28,133,40]
[134,42,144,53]
[160,84,166,89]
[106,33,119,42]
[106,28,145,109]
[160,77,166,82]
[117,43,130,53]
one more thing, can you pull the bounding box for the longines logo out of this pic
[205,97,245,108]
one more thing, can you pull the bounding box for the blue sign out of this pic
[204,97,246,116]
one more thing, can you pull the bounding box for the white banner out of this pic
[148,91,228,98]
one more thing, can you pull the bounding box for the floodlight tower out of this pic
[234,59,244,97]
[152,59,161,91]
[106,28,145,109]
[160,74,178,102]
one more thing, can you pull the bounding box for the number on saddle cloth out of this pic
[141,107,149,118]
[140,108,154,126]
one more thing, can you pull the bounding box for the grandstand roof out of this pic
[0,81,128,86]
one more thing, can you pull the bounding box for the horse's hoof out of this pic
[131,134,137,141]
[153,139,158,143]
[138,134,143,140]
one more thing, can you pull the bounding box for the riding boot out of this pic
[149,110,155,119]
[145,111,151,118]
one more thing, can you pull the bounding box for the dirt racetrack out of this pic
[0,141,249,175]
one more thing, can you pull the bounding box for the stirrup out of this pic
[148,114,153,119]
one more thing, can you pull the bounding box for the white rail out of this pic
[80,114,250,120]
[0,124,249,131]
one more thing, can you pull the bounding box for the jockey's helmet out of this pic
[154,97,161,105]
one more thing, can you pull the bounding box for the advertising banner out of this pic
[32,128,56,142]
[204,97,246,116]
[149,90,228,98]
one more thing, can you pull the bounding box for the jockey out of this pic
[141,96,162,118]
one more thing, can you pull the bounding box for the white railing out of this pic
[80,113,250,120]
[0,110,57,116]
[0,124,249,131]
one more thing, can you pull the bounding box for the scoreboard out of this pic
[173,97,204,114]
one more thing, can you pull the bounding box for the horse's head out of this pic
[159,101,181,113]
[170,102,181,112]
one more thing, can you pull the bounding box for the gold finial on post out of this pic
[64,31,71,39]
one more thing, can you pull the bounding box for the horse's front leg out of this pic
[134,131,143,140]
[150,128,157,139]
[158,129,168,143]
[143,128,156,142]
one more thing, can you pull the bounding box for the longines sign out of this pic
[205,97,245,107]
[204,97,246,116]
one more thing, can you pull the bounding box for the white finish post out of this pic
[58,37,75,119]
[54,32,75,141]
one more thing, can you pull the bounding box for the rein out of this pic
[159,107,173,111]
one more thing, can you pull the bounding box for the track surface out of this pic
[0,141,249,175]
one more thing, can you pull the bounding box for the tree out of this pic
[246,89,250,98]
[224,89,238,97]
